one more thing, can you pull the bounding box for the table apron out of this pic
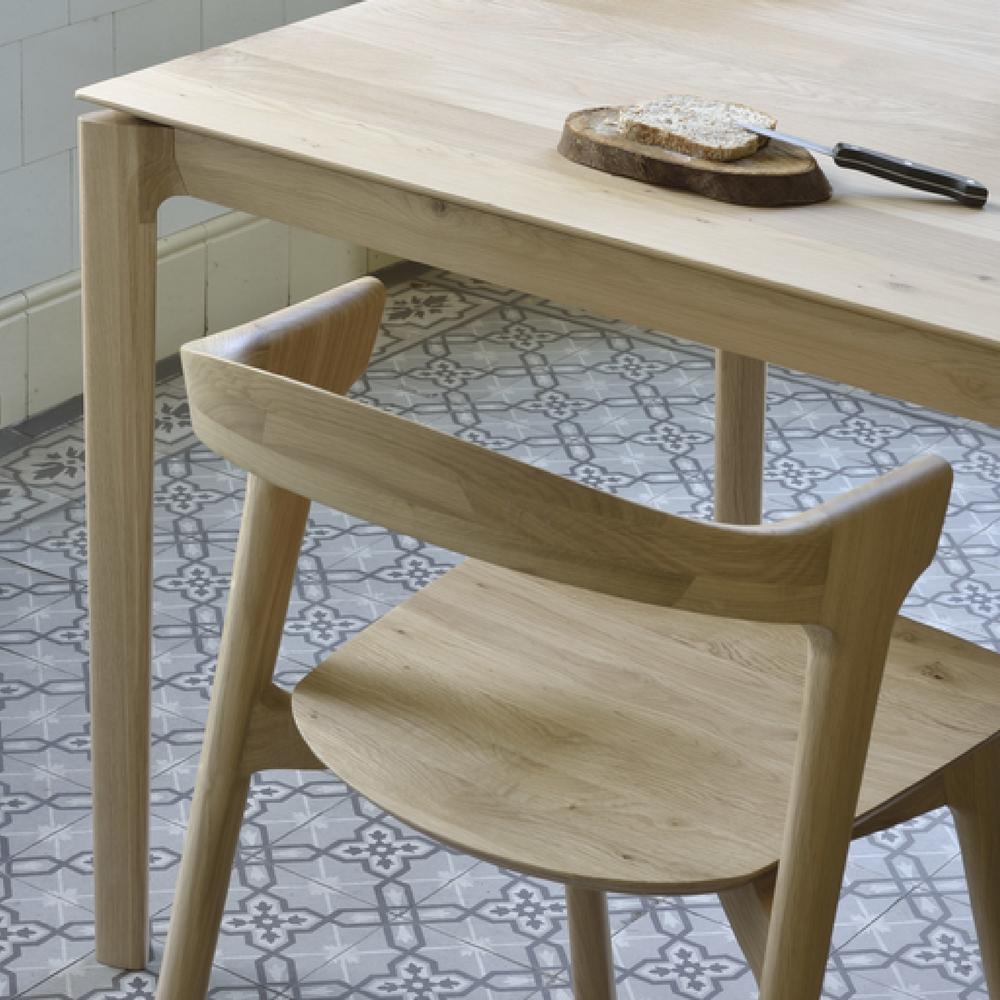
[170,126,1000,427]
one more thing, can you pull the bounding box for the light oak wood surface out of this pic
[714,352,767,524]
[156,281,383,1000]
[78,0,1000,420]
[162,126,1000,425]
[291,559,1000,894]
[566,885,616,1000]
[946,738,1000,997]
[155,474,311,1000]
[79,112,183,969]
[74,0,1000,973]
[719,873,775,982]
[184,314,949,627]
[160,283,1000,1000]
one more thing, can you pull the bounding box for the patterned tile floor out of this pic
[0,267,998,999]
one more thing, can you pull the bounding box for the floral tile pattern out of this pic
[0,434,88,501]
[0,268,998,998]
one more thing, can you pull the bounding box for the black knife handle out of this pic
[832,143,988,208]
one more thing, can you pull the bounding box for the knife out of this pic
[737,123,988,208]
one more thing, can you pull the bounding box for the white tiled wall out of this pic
[206,218,291,334]
[114,0,202,76]
[0,42,22,172]
[0,0,365,427]
[0,152,73,298]
[0,2,69,47]
[204,0,284,48]
[0,0,357,301]
[1,211,374,425]
[22,14,114,162]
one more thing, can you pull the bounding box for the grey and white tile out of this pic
[0,266,997,998]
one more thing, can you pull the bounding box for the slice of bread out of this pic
[619,96,777,162]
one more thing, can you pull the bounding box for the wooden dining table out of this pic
[76,0,999,969]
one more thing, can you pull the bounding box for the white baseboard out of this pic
[0,213,370,429]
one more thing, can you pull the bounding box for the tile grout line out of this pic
[0,269,997,997]
[0,552,79,584]
[831,848,966,959]
[0,637,87,691]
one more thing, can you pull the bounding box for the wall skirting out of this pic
[0,213,373,429]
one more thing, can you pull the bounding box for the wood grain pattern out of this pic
[714,352,767,525]
[287,560,1000,896]
[566,886,615,1000]
[74,1,1000,983]
[719,872,775,983]
[77,0,1000,427]
[945,737,1000,997]
[242,686,326,775]
[79,110,184,970]
[184,322,946,627]
[171,284,1000,1000]
[558,107,831,207]
[156,283,382,999]
[179,285,963,873]
[155,476,310,1000]
[153,125,1000,425]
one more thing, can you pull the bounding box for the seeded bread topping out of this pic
[619,96,777,162]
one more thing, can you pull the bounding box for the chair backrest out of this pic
[181,276,952,1000]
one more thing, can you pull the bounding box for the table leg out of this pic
[80,112,181,968]
[713,349,768,972]
[714,350,766,525]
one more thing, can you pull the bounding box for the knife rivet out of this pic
[904,160,913,166]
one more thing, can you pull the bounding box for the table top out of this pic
[79,0,999,348]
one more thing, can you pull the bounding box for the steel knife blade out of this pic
[736,122,988,208]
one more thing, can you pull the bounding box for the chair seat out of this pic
[292,559,1000,894]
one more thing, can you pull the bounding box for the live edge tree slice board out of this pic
[558,107,832,207]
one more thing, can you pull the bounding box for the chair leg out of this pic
[719,870,775,985]
[945,739,1000,997]
[155,760,252,999]
[566,885,615,1000]
[156,476,310,999]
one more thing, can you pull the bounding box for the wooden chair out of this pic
[156,277,1000,1000]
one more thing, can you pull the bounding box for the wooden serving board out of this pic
[558,107,832,207]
